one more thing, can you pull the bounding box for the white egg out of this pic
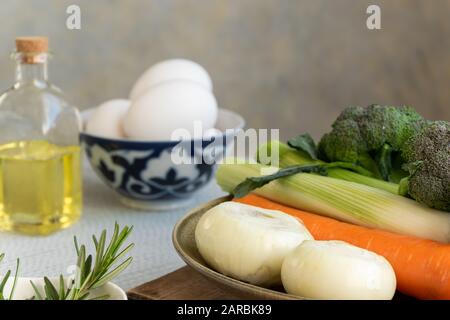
[129,59,213,101]
[123,81,218,141]
[86,99,130,139]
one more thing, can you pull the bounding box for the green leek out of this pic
[216,160,450,243]
[257,141,399,195]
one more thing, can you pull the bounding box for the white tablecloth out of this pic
[0,161,226,291]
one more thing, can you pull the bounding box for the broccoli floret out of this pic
[318,105,427,181]
[318,113,381,177]
[402,121,450,211]
[318,105,449,211]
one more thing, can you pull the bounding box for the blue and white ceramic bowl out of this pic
[80,108,245,211]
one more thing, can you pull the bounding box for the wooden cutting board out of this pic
[128,266,413,300]
[127,266,239,300]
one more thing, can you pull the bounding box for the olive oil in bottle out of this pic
[0,37,82,235]
[0,141,81,234]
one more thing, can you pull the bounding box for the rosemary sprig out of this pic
[0,253,20,300]
[31,223,134,300]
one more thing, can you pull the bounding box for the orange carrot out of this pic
[235,194,450,300]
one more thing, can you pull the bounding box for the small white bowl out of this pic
[3,276,127,300]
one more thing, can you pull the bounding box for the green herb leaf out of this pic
[74,236,80,255]
[22,224,134,301]
[77,292,90,300]
[287,134,319,160]
[8,258,20,300]
[112,243,135,265]
[58,275,66,299]
[43,277,60,300]
[93,257,133,289]
[69,224,134,300]
[82,255,93,282]
[30,280,43,300]
[75,244,86,289]
[0,270,11,296]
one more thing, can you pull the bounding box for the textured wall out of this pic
[0,0,449,140]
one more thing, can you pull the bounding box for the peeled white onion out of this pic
[195,202,313,287]
[123,81,218,141]
[130,59,213,101]
[281,240,397,300]
[86,99,130,139]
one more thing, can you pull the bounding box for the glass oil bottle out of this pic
[0,37,82,235]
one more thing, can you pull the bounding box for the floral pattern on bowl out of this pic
[80,108,245,210]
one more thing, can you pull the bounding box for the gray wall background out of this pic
[1,0,449,140]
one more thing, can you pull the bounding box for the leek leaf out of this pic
[233,164,327,198]
[287,134,318,160]
[233,161,373,198]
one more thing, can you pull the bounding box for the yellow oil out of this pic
[0,140,82,235]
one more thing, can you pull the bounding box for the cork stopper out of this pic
[15,37,48,54]
[15,37,49,64]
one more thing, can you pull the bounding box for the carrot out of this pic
[234,194,450,300]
